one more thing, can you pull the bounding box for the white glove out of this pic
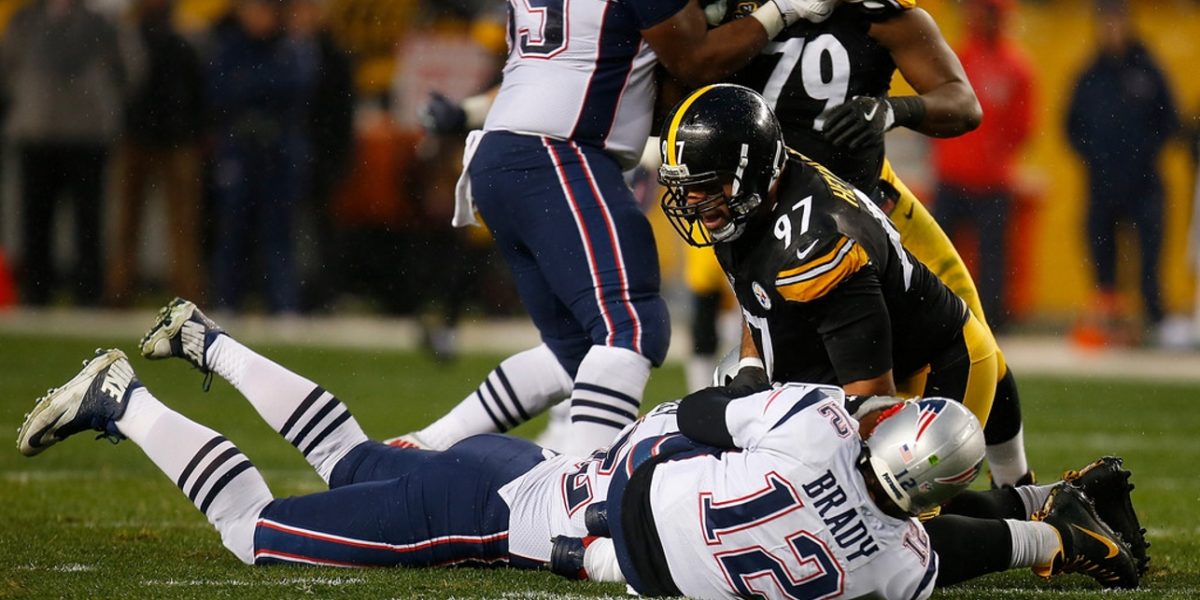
[771,0,839,25]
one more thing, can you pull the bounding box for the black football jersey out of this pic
[727,4,899,191]
[715,152,965,386]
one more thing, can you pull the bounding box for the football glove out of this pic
[771,0,838,25]
[725,363,770,397]
[820,96,893,152]
[419,91,467,135]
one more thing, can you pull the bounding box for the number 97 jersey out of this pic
[652,384,937,600]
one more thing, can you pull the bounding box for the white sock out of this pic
[566,345,651,456]
[584,537,626,583]
[1004,519,1061,569]
[987,427,1030,486]
[206,335,368,483]
[416,344,572,450]
[533,400,572,453]
[115,386,272,564]
[1012,483,1058,519]
[685,355,717,392]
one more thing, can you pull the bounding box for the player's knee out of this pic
[224,502,272,565]
[581,296,670,367]
[632,296,670,366]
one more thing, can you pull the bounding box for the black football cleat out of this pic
[1064,456,1149,575]
[1032,485,1139,589]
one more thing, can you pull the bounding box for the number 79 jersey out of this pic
[652,384,937,600]
[486,0,687,168]
[727,5,899,190]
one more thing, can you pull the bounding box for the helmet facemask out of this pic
[659,146,768,248]
[657,84,787,247]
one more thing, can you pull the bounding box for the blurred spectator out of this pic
[1,0,144,306]
[1067,0,1179,345]
[106,0,206,307]
[289,0,355,313]
[207,0,317,314]
[932,0,1034,332]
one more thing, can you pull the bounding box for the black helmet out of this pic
[658,84,785,247]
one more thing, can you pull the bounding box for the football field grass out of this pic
[2,332,1198,598]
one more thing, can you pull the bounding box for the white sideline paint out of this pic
[4,308,1200,381]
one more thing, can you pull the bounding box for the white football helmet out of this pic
[863,398,985,515]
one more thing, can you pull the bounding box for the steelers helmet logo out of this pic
[752,281,771,310]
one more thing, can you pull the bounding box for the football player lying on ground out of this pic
[17,298,1143,597]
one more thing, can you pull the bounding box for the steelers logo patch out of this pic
[752,281,771,310]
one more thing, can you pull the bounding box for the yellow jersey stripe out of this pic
[776,236,852,282]
[665,84,718,166]
[776,242,869,302]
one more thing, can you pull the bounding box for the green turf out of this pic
[2,332,1197,598]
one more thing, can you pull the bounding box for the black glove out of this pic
[419,91,467,135]
[820,96,892,152]
[549,535,594,580]
[725,365,770,397]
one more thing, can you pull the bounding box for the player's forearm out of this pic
[843,371,896,397]
[671,18,770,86]
[738,320,760,360]
[898,81,982,138]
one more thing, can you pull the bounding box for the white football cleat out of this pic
[140,297,225,374]
[17,349,138,457]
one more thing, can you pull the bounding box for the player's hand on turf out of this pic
[420,91,467,135]
[771,0,838,25]
[820,96,893,151]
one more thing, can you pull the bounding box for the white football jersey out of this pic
[484,0,687,169]
[502,383,937,600]
[649,384,937,600]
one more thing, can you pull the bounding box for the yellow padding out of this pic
[960,312,1000,428]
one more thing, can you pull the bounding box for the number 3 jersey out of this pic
[486,0,687,168]
[715,152,966,386]
[502,383,938,600]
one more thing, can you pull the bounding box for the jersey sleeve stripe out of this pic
[909,549,939,600]
[775,241,869,302]
[776,236,853,283]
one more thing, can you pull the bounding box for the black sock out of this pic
[940,488,1027,520]
[925,515,1013,586]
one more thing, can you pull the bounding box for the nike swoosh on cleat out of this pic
[863,104,878,121]
[904,204,914,220]
[1073,524,1120,559]
[27,412,66,450]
